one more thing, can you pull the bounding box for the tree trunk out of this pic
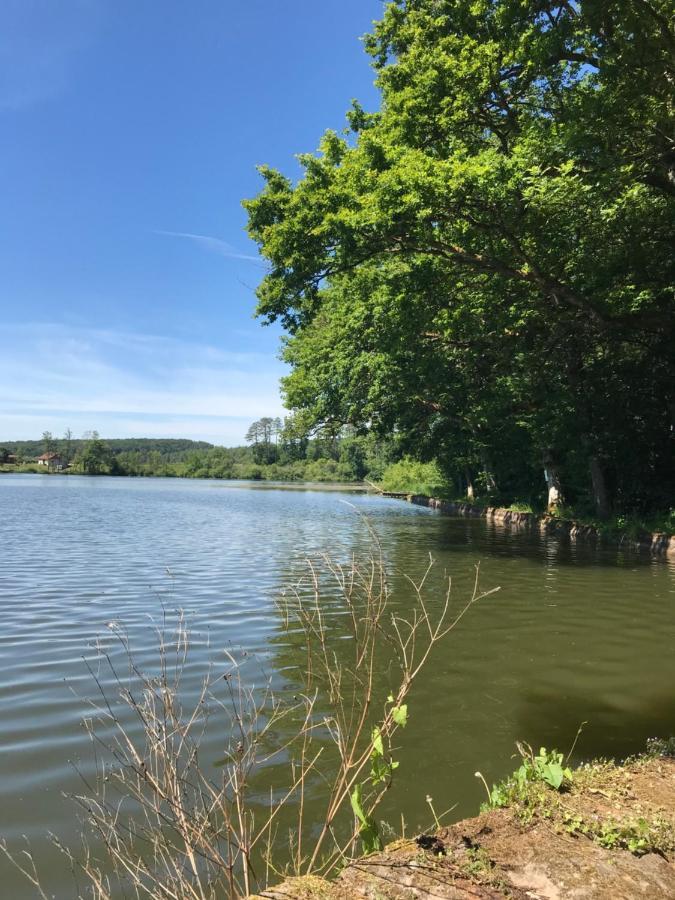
[543,450,563,512]
[589,456,611,519]
[480,451,497,495]
[464,467,475,501]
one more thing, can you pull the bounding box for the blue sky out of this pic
[1,0,382,444]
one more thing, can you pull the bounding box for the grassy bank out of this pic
[482,739,675,853]
[259,740,675,899]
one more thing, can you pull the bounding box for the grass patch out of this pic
[482,743,675,857]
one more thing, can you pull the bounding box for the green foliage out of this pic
[558,808,673,856]
[592,818,657,855]
[483,743,675,858]
[487,747,572,809]
[369,727,399,787]
[245,0,675,522]
[41,431,55,454]
[391,704,407,728]
[0,463,42,474]
[245,416,283,464]
[75,432,113,475]
[379,458,449,496]
[519,748,572,792]
[645,736,675,759]
[506,502,538,514]
[1,437,214,467]
[351,694,409,854]
[1,427,400,484]
[462,846,496,880]
[350,784,383,854]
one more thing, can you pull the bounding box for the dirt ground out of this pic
[253,756,675,899]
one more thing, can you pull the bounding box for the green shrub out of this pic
[379,458,449,497]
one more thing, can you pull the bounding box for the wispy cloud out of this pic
[155,230,265,265]
[0,323,287,444]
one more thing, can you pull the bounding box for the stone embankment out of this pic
[387,495,675,558]
[255,753,675,899]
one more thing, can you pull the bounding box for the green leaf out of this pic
[392,704,408,727]
[350,784,383,853]
[543,763,564,790]
[371,726,384,757]
[370,754,391,784]
[350,784,368,826]
[359,820,383,854]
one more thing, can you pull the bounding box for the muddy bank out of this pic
[255,753,675,899]
[390,494,675,558]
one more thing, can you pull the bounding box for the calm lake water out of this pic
[1,473,674,897]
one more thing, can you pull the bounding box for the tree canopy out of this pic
[245,0,675,516]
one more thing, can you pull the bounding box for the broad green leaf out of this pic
[392,704,408,727]
[350,784,367,826]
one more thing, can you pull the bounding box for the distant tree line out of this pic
[1,434,214,470]
[0,422,396,483]
[183,415,396,482]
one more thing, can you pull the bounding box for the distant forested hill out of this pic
[0,438,214,461]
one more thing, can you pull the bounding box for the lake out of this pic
[1,473,674,897]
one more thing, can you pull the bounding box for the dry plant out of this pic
[2,539,498,899]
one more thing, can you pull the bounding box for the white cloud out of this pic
[154,231,265,265]
[0,323,287,444]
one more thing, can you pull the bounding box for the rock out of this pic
[254,757,675,899]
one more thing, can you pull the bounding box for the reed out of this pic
[2,538,496,898]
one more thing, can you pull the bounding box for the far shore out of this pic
[0,466,369,491]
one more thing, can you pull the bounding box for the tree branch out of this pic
[393,236,611,326]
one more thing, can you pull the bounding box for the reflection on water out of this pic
[0,474,673,897]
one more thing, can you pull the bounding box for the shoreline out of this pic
[4,469,672,555]
[256,746,675,899]
[383,492,675,558]
[0,467,368,489]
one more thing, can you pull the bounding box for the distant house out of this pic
[37,452,65,470]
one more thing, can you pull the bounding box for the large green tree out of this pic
[77,432,112,475]
[245,0,674,516]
